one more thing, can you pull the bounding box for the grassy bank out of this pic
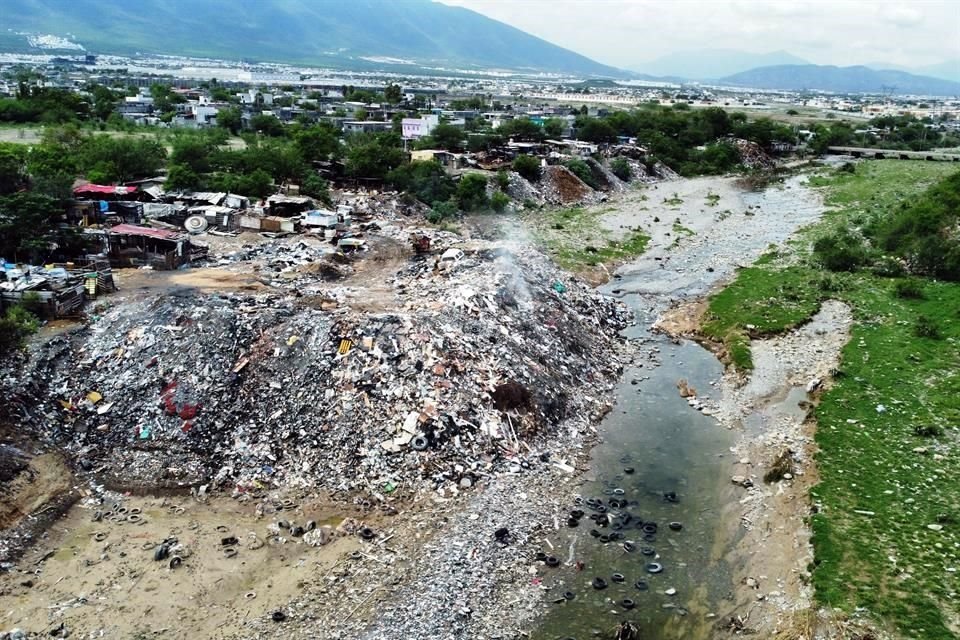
[701,160,960,637]
[528,204,650,273]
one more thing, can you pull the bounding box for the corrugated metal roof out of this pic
[107,224,184,241]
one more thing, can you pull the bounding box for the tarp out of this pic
[74,184,138,195]
[107,224,184,241]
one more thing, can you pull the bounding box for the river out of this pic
[533,173,826,639]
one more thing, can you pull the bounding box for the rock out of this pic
[928,524,944,532]
[665,587,677,596]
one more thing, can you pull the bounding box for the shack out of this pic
[106,224,207,270]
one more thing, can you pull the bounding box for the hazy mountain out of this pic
[635,49,809,79]
[721,64,960,96]
[2,0,626,76]
[916,60,960,84]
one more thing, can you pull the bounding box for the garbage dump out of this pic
[2,237,631,497]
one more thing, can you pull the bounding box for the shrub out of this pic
[456,174,489,212]
[495,170,509,191]
[426,199,458,224]
[813,231,869,272]
[512,155,541,182]
[610,157,632,181]
[564,159,598,189]
[894,279,925,300]
[490,191,510,212]
[914,315,942,339]
[0,305,40,357]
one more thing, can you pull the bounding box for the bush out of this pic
[813,231,869,272]
[610,157,632,181]
[512,155,541,182]
[495,170,509,191]
[914,315,942,339]
[456,173,489,212]
[0,305,40,357]
[426,199,458,224]
[490,191,510,212]
[894,279,925,300]
[564,159,598,189]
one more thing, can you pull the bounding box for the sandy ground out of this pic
[0,492,377,638]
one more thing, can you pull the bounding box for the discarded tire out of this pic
[664,491,679,503]
[623,541,636,553]
[563,591,575,600]
[570,509,584,519]
[93,532,107,542]
[567,518,579,528]
[611,573,625,583]
[668,522,683,531]
[290,526,305,537]
[620,598,636,610]
[634,580,649,591]
[221,536,239,546]
[535,551,547,561]
[277,520,289,529]
[169,556,183,569]
[305,520,316,532]
[642,523,658,535]
[359,527,376,540]
[271,611,286,623]
[646,562,663,574]
[411,435,429,451]
[494,527,510,541]
[589,529,601,538]
[624,467,635,474]
[640,546,655,556]
[223,547,238,559]
[591,577,608,590]
[154,545,169,562]
[545,556,560,568]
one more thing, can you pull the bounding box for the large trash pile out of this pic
[730,138,776,169]
[7,242,630,495]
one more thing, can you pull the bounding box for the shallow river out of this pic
[533,174,825,639]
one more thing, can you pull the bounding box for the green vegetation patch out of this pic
[704,160,960,636]
[530,205,650,271]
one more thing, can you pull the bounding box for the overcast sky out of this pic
[438,0,960,70]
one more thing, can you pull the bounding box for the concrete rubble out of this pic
[3,231,630,499]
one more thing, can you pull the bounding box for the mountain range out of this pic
[720,64,960,96]
[635,49,809,80]
[4,2,960,96]
[3,0,624,76]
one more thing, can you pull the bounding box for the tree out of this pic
[216,106,242,135]
[490,191,510,212]
[0,192,63,261]
[354,107,369,122]
[87,83,120,121]
[543,118,565,138]
[512,154,541,182]
[387,160,456,205]
[293,123,340,162]
[499,117,544,142]
[166,164,202,191]
[0,143,28,195]
[431,123,465,151]
[576,117,618,143]
[77,135,166,183]
[170,134,217,174]
[344,132,404,179]
[384,84,403,104]
[249,113,285,137]
[300,172,331,205]
[456,173,489,211]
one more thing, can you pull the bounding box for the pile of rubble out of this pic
[730,138,776,170]
[5,241,630,496]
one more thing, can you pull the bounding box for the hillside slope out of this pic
[4,0,625,76]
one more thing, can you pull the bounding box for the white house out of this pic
[401,114,440,140]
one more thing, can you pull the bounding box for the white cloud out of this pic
[436,0,960,69]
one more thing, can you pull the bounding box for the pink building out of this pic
[401,114,440,139]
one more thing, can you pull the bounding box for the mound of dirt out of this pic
[541,165,596,205]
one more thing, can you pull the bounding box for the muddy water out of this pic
[532,175,825,639]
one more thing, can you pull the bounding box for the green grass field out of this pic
[702,160,960,637]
